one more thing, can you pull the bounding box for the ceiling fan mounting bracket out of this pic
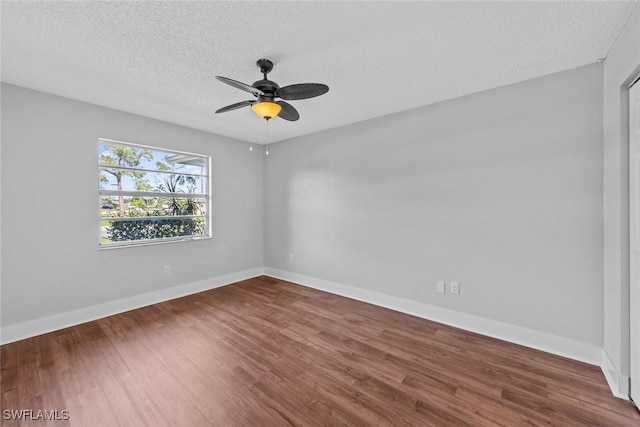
[257,59,274,76]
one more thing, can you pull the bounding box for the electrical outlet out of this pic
[289,253,294,262]
[164,265,171,275]
[436,281,446,294]
[450,281,460,295]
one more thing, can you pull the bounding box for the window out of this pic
[98,139,210,248]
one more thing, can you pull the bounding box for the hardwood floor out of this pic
[1,276,638,426]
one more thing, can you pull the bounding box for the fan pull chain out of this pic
[265,119,270,155]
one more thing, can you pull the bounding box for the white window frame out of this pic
[98,138,212,249]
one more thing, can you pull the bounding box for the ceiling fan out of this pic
[215,59,329,121]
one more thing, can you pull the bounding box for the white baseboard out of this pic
[264,268,602,366]
[0,267,264,345]
[601,349,631,399]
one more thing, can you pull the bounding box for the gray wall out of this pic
[0,60,611,360]
[1,83,264,327]
[603,5,640,393]
[265,64,604,346]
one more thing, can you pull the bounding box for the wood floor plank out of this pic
[1,276,638,426]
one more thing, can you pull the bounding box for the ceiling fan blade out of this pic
[277,101,300,121]
[215,76,264,96]
[278,83,329,100]
[215,100,254,114]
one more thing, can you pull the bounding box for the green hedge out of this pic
[106,217,205,242]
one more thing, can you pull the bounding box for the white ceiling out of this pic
[1,1,638,144]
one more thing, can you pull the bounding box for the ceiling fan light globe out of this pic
[252,101,282,120]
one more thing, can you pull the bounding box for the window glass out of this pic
[98,139,210,248]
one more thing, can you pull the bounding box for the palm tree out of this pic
[99,143,152,215]
[158,174,201,216]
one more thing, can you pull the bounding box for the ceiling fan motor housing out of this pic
[252,79,280,101]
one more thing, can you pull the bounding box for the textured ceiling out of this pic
[1,1,638,144]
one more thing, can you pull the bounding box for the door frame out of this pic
[629,76,640,406]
